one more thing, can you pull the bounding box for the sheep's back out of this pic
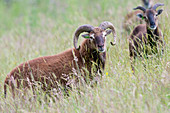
[7,48,84,89]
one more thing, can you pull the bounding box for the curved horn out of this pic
[133,6,146,12]
[99,21,117,45]
[73,25,94,50]
[152,3,164,10]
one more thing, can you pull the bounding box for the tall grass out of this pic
[0,0,169,112]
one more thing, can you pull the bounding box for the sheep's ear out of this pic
[156,9,163,16]
[137,13,144,19]
[106,29,112,36]
[81,34,90,39]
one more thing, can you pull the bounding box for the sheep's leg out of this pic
[4,84,7,98]
[9,76,16,99]
[130,56,135,74]
[129,40,138,74]
[96,52,106,77]
[4,77,9,98]
[99,52,106,70]
[129,49,135,74]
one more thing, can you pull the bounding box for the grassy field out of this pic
[0,0,169,112]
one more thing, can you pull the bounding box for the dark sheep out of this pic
[129,3,165,72]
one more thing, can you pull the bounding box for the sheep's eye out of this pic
[143,16,147,20]
[90,36,94,39]
[103,32,107,37]
[90,34,95,39]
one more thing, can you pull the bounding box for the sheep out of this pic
[129,3,165,72]
[123,0,153,32]
[4,21,116,98]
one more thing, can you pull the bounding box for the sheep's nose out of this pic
[150,22,156,29]
[98,44,105,52]
[98,44,104,48]
[150,21,155,25]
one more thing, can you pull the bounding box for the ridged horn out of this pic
[73,25,94,50]
[133,6,146,12]
[99,21,117,45]
[152,3,164,10]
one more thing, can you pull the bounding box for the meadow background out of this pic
[0,0,169,112]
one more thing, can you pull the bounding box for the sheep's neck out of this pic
[80,42,101,63]
[82,48,99,62]
[147,26,159,39]
[146,26,160,49]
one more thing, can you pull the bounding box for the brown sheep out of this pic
[123,0,153,32]
[129,3,165,72]
[4,21,116,98]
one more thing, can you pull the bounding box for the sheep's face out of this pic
[137,9,163,30]
[82,28,112,53]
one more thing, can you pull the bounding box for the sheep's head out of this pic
[142,0,153,9]
[74,21,116,53]
[134,3,164,30]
